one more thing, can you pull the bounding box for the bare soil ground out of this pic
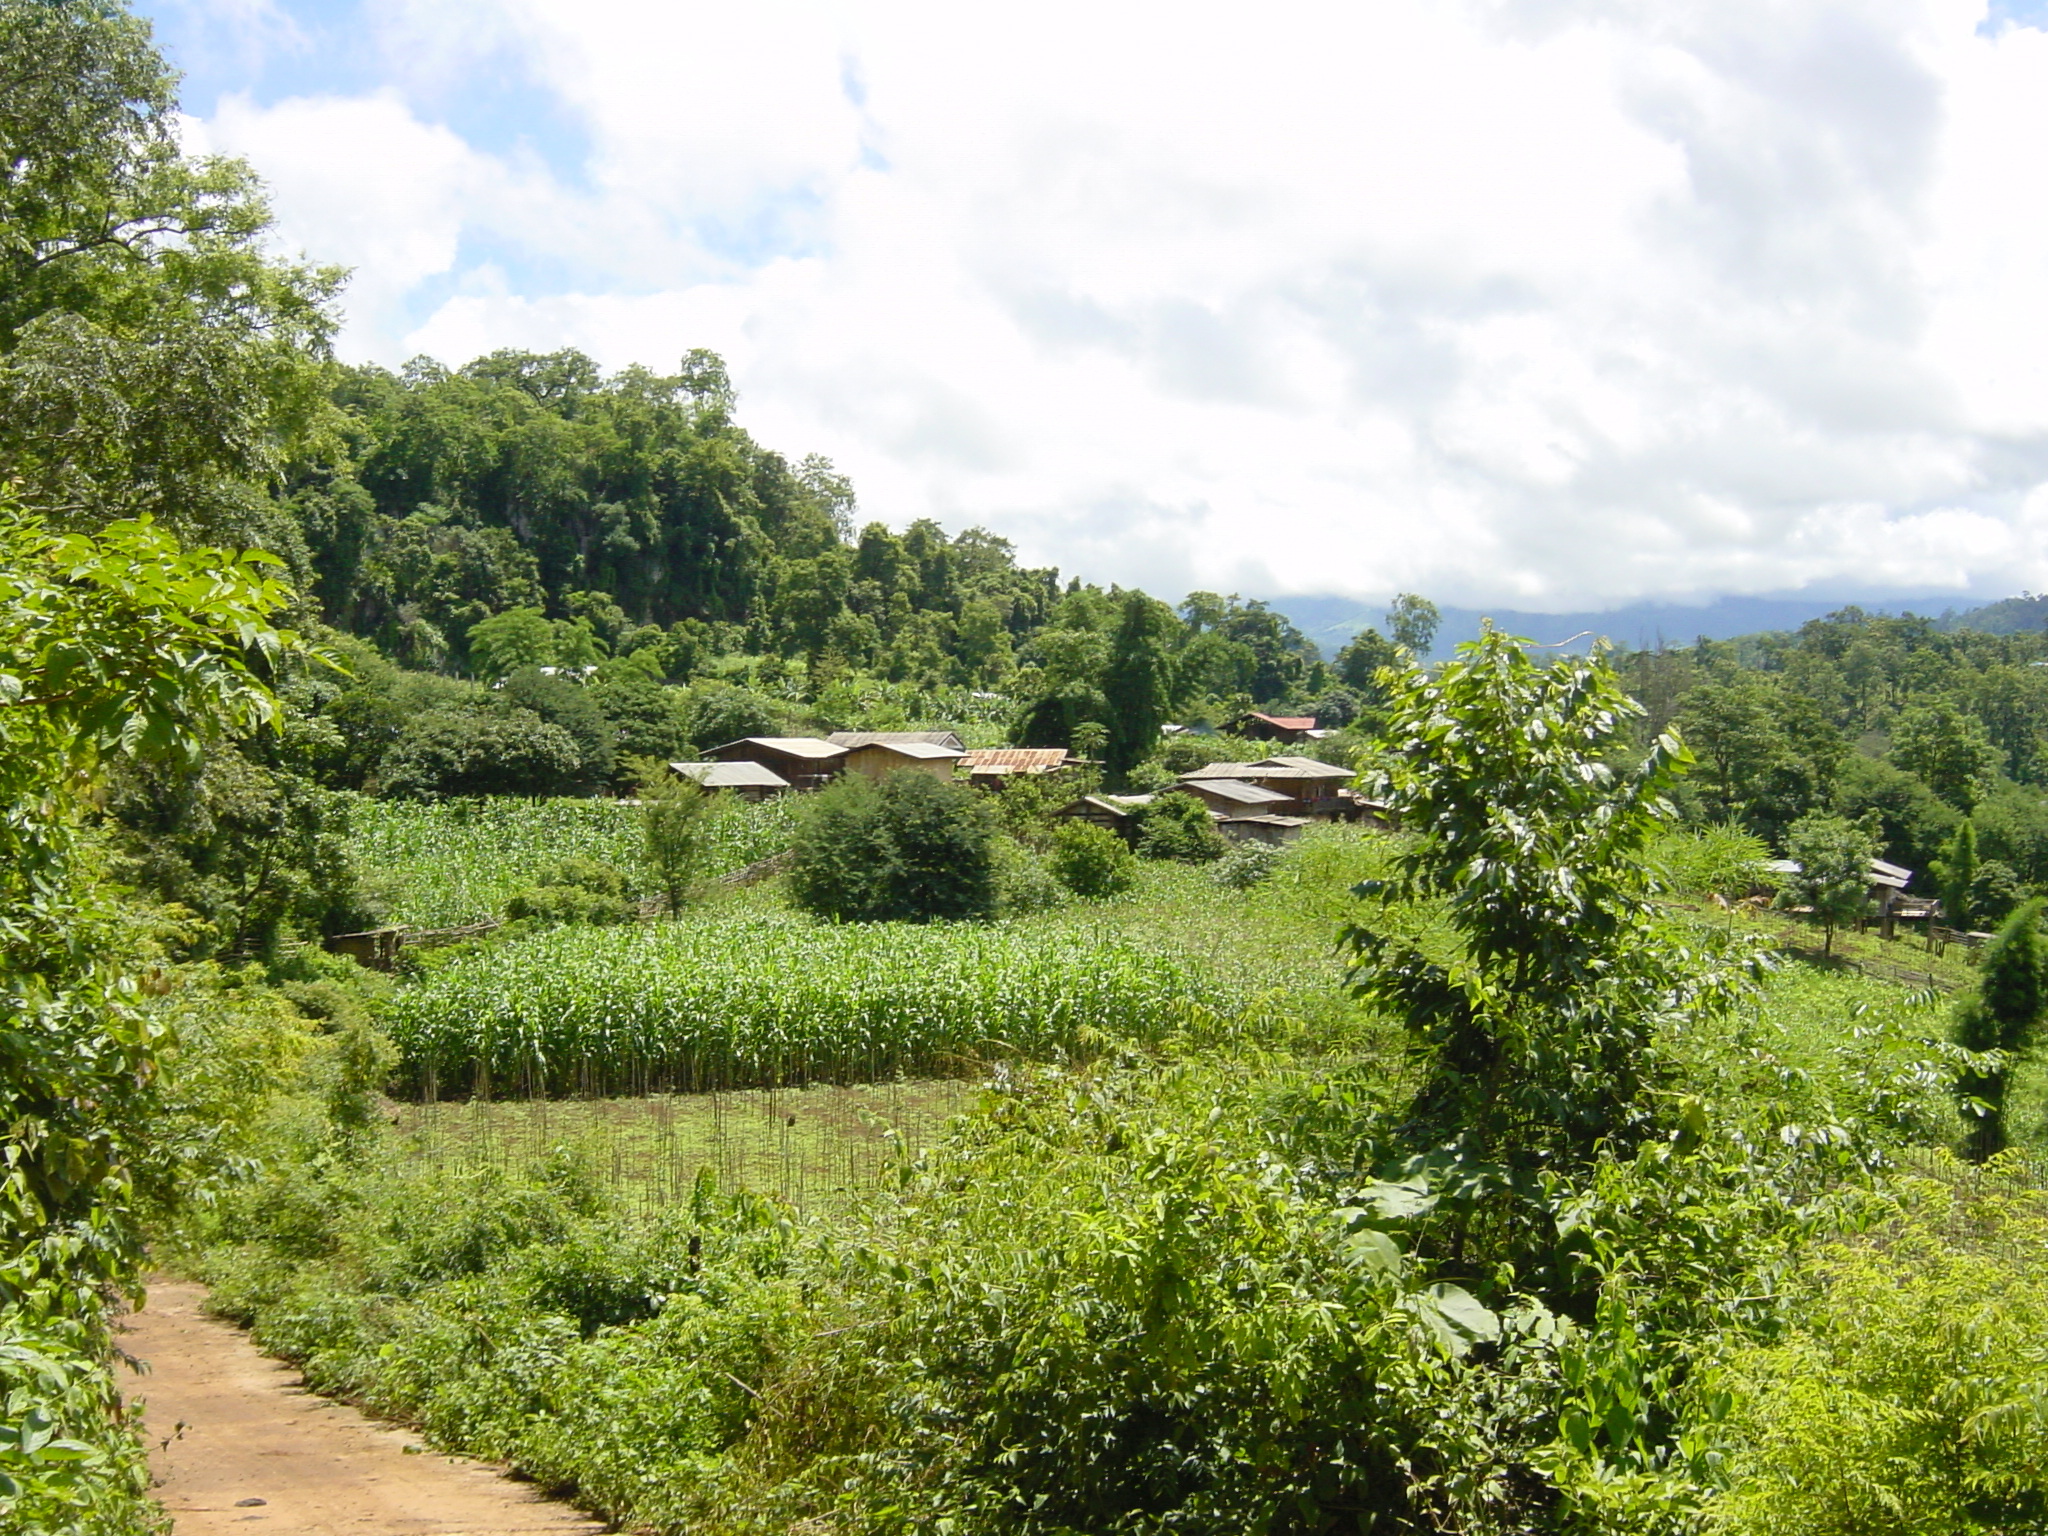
[122,1282,607,1536]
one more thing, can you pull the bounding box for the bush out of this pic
[789,772,998,923]
[1212,840,1283,889]
[1649,824,1773,900]
[1120,758,1176,793]
[993,835,1067,913]
[1706,1162,2048,1536]
[503,883,634,926]
[1048,822,1137,899]
[1134,792,1227,862]
[378,707,584,799]
[504,860,635,925]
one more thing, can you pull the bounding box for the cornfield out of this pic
[381,914,1222,1095]
[353,795,797,928]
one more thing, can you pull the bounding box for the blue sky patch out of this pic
[1981,0,2048,34]
[138,0,594,188]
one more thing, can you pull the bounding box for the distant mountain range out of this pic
[1272,592,2048,661]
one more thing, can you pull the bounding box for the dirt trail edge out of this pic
[123,1281,608,1536]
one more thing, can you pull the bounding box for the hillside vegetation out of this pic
[9,6,2048,1534]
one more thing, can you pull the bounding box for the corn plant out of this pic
[382,914,1222,1095]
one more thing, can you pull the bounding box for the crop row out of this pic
[351,795,797,928]
[380,914,1225,1095]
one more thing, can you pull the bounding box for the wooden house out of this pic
[1218,813,1311,846]
[841,739,966,783]
[1053,793,1155,844]
[1178,757,1355,819]
[1166,777,1294,818]
[827,730,967,752]
[958,747,1070,788]
[705,736,847,790]
[668,760,792,801]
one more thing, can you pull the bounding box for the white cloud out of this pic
[179,0,2048,608]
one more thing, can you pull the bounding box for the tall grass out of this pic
[381,914,1223,1095]
[353,795,797,928]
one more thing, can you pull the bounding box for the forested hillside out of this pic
[1620,612,2048,923]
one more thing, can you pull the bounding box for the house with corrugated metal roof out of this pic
[1166,777,1294,818]
[1178,756,1357,819]
[959,747,1070,787]
[668,760,792,801]
[1053,793,1155,843]
[1228,711,1320,743]
[706,737,847,790]
[827,730,967,752]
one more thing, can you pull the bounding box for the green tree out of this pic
[1890,702,1999,813]
[0,0,340,544]
[1952,899,2046,1160]
[1778,814,1876,956]
[686,681,777,751]
[466,607,555,681]
[1335,625,1400,693]
[503,666,612,786]
[1934,820,1979,931]
[376,708,583,799]
[1134,792,1226,863]
[635,762,718,917]
[588,672,693,773]
[1387,593,1440,655]
[1101,591,1177,785]
[1342,626,1736,1186]
[789,772,997,923]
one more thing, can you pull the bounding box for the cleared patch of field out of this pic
[394,1077,976,1214]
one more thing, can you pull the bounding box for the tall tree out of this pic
[1936,820,1980,932]
[1953,899,2046,1161]
[1891,702,1999,813]
[1387,592,1441,656]
[1101,591,1178,785]
[2,500,305,1525]
[0,0,341,544]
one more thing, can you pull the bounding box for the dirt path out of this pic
[123,1282,608,1536]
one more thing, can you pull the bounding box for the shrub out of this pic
[1212,840,1283,890]
[1134,792,1226,862]
[1706,1162,2048,1536]
[535,857,631,899]
[789,772,998,923]
[633,765,719,917]
[993,835,1067,913]
[1777,813,1876,955]
[503,883,634,926]
[1048,822,1137,899]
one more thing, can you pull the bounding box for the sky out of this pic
[143,0,2048,614]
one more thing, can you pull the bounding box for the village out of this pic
[673,720,1389,848]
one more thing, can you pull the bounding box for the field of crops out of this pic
[381,913,1225,1094]
[351,795,797,928]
